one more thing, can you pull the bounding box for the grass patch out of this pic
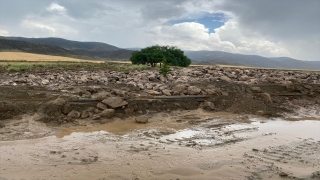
[0,61,154,73]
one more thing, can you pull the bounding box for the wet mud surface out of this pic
[1,110,319,180]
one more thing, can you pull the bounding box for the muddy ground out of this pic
[0,66,319,180]
[0,110,320,180]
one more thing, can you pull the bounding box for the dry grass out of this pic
[0,52,104,63]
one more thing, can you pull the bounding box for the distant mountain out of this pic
[0,36,133,60]
[0,39,80,58]
[185,51,320,70]
[0,36,120,51]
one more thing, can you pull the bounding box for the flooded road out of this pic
[0,110,319,180]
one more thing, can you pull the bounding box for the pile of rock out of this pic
[0,67,319,89]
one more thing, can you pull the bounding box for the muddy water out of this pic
[0,113,320,180]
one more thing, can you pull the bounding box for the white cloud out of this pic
[46,3,66,13]
[21,20,78,37]
[150,21,291,57]
[0,29,9,36]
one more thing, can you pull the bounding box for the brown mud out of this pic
[0,109,320,180]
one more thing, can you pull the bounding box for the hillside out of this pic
[0,36,120,51]
[0,39,80,58]
[0,36,133,60]
[185,51,320,70]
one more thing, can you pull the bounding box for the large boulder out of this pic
[102,97,128,109]
[100,109,115,118]
[187,86,201,95]
[172,84,187,95]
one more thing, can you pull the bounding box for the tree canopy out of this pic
[130,45,191,67]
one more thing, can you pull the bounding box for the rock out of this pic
[28,74,36,79]
[124,108,135,115]
[203,102,215,110]
[172,84,187,95]
[99,109,115,118]
[92,91,111,100]
[304,85,313,90]
[279,172,288,177]
[62,104,72,115]
[53,97,67,106]
[67,110,81,118]
[261,93,272,102]
[187,86,201,95]
[81,111,91,119]
[162,89,172,96]
[222,92,229,96]
[206,89,217,95]
[80,75,88,82]
[220,76,233,83]
[41,79,49,85]
[102,97,128,109]
[97,103,107,110]
[135,115,149,124]
[147,90,162,96]
[251,86,261,93]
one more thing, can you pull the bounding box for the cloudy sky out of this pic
[0,0,319,60]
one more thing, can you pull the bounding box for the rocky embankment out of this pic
[0,66,319,125]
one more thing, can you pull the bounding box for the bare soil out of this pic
[0,109,319,180]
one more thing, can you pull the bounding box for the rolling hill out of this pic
[0,39,79,58]
[0,36,132,60]
[184,51,320,70]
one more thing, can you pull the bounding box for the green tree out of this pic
[130,45,191,67]
[159,57,171,77]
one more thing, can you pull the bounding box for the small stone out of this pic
[162,89,172,96]
[135,115,149,124]
[220,76,233,83]
[102,97,128,109]
[97,103,107,110]
[251,86,261,93]
[81,111,91,119]
[261,93,272,103]
[41,79,49,85]
[279,172,288,177]
[53,97,67,106]
[147,90,162,96]
[67,110,80,118]
[203,102,215,110]
[187,86,201,95]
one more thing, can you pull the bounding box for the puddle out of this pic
[57,119,320,148]
[252,120,320,140]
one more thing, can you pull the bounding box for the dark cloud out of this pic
[219,0,320,39]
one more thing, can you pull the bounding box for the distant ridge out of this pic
[0,36,132,60]
[0,36,120,51]
[185,50,320,70]
[0,39,79,58]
